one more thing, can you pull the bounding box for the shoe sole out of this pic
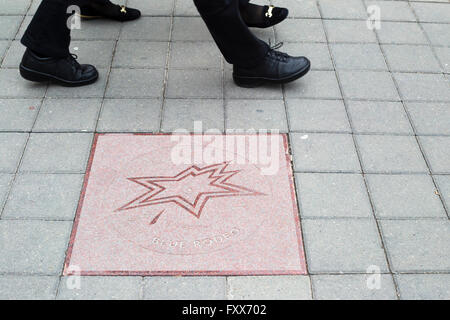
[19,64,99,87]
[77,13,141,22]
[233,62,311,88]
[78,14,102,20]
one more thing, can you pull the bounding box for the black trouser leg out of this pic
[21,0,111,58]
[193,0,269,68]
[21,0,71,58]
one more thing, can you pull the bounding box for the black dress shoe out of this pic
[19,49,99,87]
[243,5,289,28]
[233,49,310,88]
[79,3,141,22]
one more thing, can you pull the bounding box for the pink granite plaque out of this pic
[65,133,306,276]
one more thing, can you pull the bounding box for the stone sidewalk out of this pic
[0,0,449,300]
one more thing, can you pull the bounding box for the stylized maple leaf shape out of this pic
[116,163,264,223]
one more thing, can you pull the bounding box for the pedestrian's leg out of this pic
[193,0,269,68]
[21,0,71,58]
[20,0,98,86]
[193,0,310,87]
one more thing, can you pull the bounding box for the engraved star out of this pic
[116,163,264,223]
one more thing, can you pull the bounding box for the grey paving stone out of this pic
[0,69,47,98]
[382,45,442,73]
[172,17,213,41]
[162,98,224,132]
[380,220,450,272]
[291,133,361,172]
[166,69,222,99]
[394,73,450,102]
[419,136,450,174]
[312,274,397,300]
[296,173,372,218]
[251,26,275,44]
[0,220,72,274]
[121,17,171,41]
[57,276,141,300]
[71,19,121,40]
[434,175,450,212]
[396,274,450,300]
[287,99,350,133]
[26,0,40,15]
[0,40,9,61]
[367,174,446,219]
[98,99,161,133]
[376,22,428,45]
[106,68,164,98]
[338,71,400,101]
[319,0,368,19]
[421,23,450,46]
[411,2,450,23]
[144,277,226,300]
[277,0,320,18]
[113,41,167,68]
[33,98,101,132]
[70,41,115,69]
[406,102,450,135]
[226,99,288,132]
[0,0,31,15]
[434,47,450,73]
[284,71,342,99]
[417,0,449,3]
[283,42,333,71]
[1,40,25,67]
[302,219,389,273]
[224,68,283,100]
[0,99,40,131]
[330,43,387,71]
[356,135,428,173]
[364,1,416,21]
[324,20,377,43]
[228,276,312,300]
[0,16,22,39]
[0,276,58,300]
[275,19,326,43]
[170,41,221,69]
[20,133,93,173]
[0,174,13,209]
[128,0,174,16]
[347,101,412,135]
[46,69,108,98]
[174,0,201,16]
[0,133,28,173]
[3,173,84,220]
[14,15,31,40]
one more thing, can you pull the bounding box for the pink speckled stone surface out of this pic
[65,134,306,276]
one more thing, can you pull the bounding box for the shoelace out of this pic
[67,53,81,70]
[268,40,288,62]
